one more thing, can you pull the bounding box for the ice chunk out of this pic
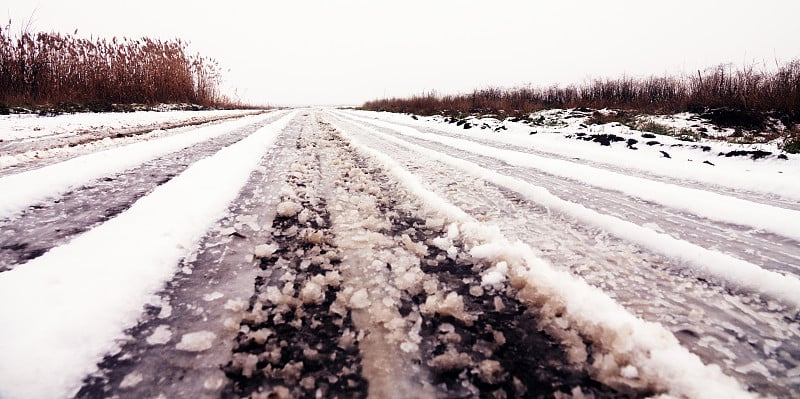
[224,298,247,312]
[254,243,279,258]
[247,328,273,345]
[349,288,370,309]
[203,374,225,391]
[202,291,224,301]
[475,360,504,384]
[620,365,639,379]
[305,229,325,244]
[119,371,143,388]
[158,303,173,319]
[297,209,311,225]
[447,223,460,239]
[428,348,472,370]
[432,237,452,251]
[277,201,303,217]
[300,281,325,305]
[425,218,445,230]
[422,292,476,325]
[146,325,172,345]
[175,331,216,352]
[231,353,259,377]
[469,286,484,297]
[400,341,418,353]
[481,261,509,286]
[324,271,342,287]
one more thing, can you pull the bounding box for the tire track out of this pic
[344,112,800,212]
[0,112,285,272]
[313,117,645,398]
[340,115,800,276]
[74,113,299,399]
[223,124,368,399]
[326,113,798,397]
[0,111,264,176]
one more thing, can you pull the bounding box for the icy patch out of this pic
[202,291,224,302]
[146,325,173,345]
[119,371,144,388]
[175,331,216,352]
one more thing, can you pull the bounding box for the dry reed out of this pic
[362,61,800,123]
[0,21,229,109]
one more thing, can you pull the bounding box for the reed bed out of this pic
[362,60,800,123]
[0,22,228,109]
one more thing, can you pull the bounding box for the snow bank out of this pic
[349,110,800,202]
[0,111,295,399]
[339,112,800,242]
[0,111,288,219]
[331,113,753,398]
[335,115,800,309]
[0,109,254,142]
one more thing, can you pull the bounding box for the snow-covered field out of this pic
[0,109,797,398]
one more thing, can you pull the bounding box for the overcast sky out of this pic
[5,1,800,106]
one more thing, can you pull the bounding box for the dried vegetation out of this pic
[0,21,241,113]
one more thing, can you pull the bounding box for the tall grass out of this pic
[0,21,230,109]
[362,60,800,122]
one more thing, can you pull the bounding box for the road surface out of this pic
[0,109,798,399]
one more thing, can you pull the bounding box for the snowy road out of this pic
[0,110,797,398]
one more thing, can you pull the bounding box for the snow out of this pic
[0,111,287,219]
[341,112,800,242]
[350,110,800,202]
[0,110,265,170]
[0,111,295,399]
[336,115,800,309]
[335,115,754,398]
[0,109,254,142]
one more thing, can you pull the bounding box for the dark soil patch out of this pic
[718,150,773,160]
[700,108,767,130]
[575,134,626,146]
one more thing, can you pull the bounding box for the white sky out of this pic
[4,0,800,106]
